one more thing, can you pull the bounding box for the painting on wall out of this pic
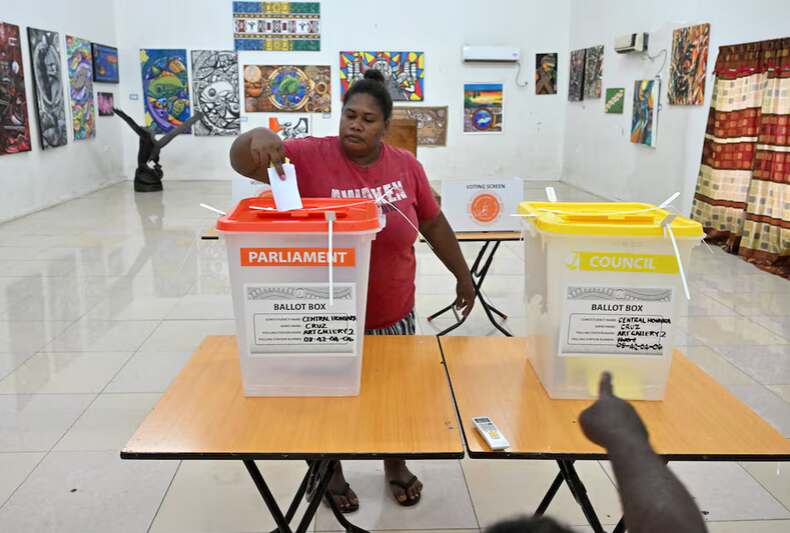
[27,27,67,149]
[268,114,310,140]
[0,22,32,155]
[583,45,603,99]
[140,49,191,134]
[668,23,710,105]
[535,53,557,95]
[339,51,424,102]
[91,43,118,83]
[568,48,586,102]
[392,106,448,146]
[631,79,659,147]
[463,83,503,134]
[243,65,330,113]
[233,1,320,51]
[605,87,625,114]
[191,50,240,136]
[66,35,96,140]
[97,92,114,116]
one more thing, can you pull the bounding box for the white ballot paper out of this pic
[268,163,303,211]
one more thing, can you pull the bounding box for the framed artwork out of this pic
[191,50,240,136]
[605,88,625,114]
[631,79,660,147]
[583,45,603,99]
[463,83,503,134]
[27,27,67,149]
[91,43,118,83]
[392,106,448,146]
[535,53,557,95]
[233,1,320,51]
[97,92,114,116]
[668,23,710,105]
[66,35,96,140]
[243,65,330,113]
[140,49,191,133]
[0,22,32,154]
[339,51,425,101]
[568,48,586,102]
[268,114,310,140]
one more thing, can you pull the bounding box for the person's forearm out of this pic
[608,438,707,533]
[229,129,268,181]
[419,213,471,282]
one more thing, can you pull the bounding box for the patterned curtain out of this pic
[691,38,790,276]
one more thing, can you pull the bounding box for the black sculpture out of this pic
[113,107,203,192]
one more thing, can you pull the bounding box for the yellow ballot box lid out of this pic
[517,202,705,238]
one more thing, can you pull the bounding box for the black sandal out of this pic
[388,475,421,507]
[324,482,359,513]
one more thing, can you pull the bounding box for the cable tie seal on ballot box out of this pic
[325,211,337,307]
[661,213,691,301]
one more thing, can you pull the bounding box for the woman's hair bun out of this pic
[363,69,386,84]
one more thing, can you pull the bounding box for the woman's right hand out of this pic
[246,128,287,180]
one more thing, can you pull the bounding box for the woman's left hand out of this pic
[454,277,476,318]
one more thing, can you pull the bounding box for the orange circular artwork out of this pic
[469,193,501,224]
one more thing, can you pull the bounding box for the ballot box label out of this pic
[245,282,357,355]
[559,286,674,356]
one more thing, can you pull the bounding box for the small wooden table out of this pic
[440,336,790,533]
[122,335,462,533]
[426,231,522,336]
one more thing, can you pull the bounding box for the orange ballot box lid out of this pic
[217,197,381,233]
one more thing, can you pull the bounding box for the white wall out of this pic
[0,1,124,223]
[113,0,571,183]
[562,0,790,215]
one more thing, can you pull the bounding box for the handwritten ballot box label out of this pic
[245,282,358,355]
[559,286,674,357]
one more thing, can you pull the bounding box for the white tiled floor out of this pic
[0,180,788,532]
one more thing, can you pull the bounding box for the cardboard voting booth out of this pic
[441,178,523,232]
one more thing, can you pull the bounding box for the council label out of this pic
[244,282,357,355]
[558,286,674,356]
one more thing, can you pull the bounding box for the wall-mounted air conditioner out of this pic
[614,33,649,53]
[462,45,521,63]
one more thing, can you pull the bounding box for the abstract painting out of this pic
[568,48,586,102]
[243,65,330,113]
[233,1,320,51]
[583,45,603,99]
[268,114,310,140]
[191,50,240,136]
[0,22,31,155]
[668,23,710,105]
[392,106,448,146]
[463,83,502,134]
[97,92,113,116]
[535,53,557,95]
[91,43,118,83]
[631,79,659,147]
[28,27,67,149]
[140,49,191,133]
[340,51,424,101]
[605,87,624,114]
[66,35,95,140]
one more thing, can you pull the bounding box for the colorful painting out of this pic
[0,22,31,155]
[268,114,310,140]
[140,49,191,134]
[97,92,114,116]
[583,45,603,99]
[27,27,67,149]
[535,53,557,95]
[243,65,330,113]
[392,106,448,146]
[339,51,425,102]
[463,83,503,134]
[233,1,320,51]
[568,48,586,102]
[668,23,710,105]
[91,43,118,83]
[66,35,95,140]
[605,87,625,114]
[191,50,240,136]
[631,79,660,147]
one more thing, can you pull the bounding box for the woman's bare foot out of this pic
[384,459,423,505]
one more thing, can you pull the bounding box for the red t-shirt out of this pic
[284,136,441,330]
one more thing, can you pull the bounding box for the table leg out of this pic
[244,459,295,533]
[534,470,564,516]
[612,518,627,533]
[558,460,606,533]
[427,242,492,324]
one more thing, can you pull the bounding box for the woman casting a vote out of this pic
[230,70,474,512]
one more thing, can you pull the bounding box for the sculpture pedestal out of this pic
[134,166,164,192]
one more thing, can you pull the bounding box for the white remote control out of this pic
[472,416,510,450]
